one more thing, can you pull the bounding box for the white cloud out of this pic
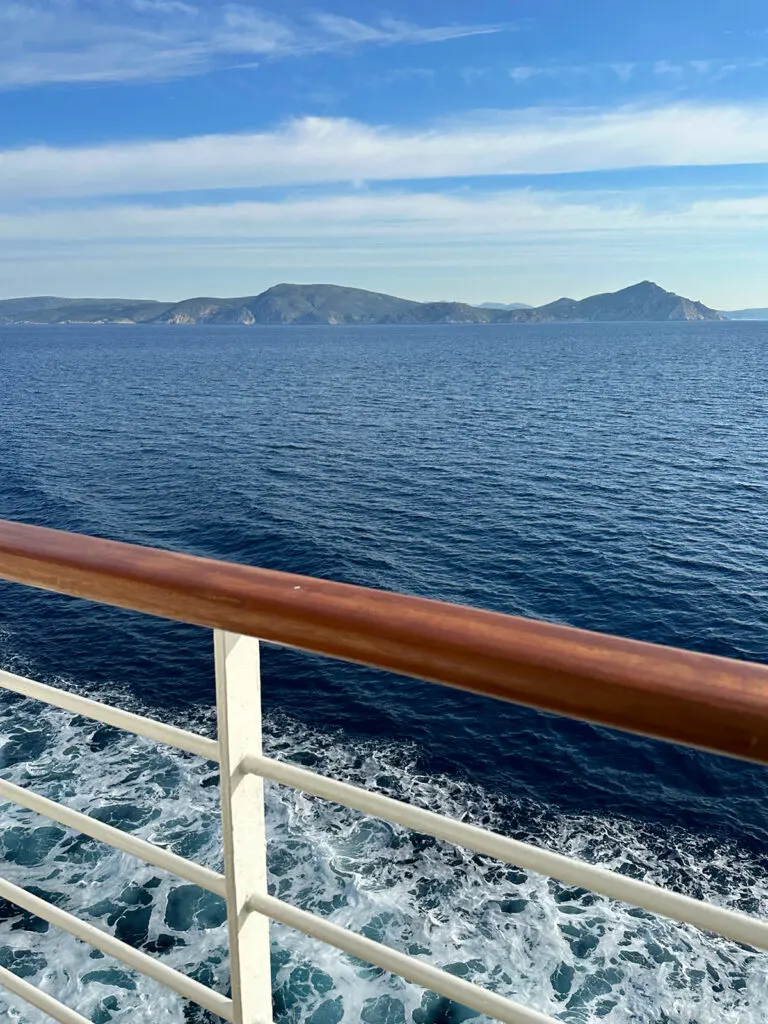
[131,0,198,14]
[509,56,768,87]
[312,13,501,46]
[509,66,544,82]
[208,6,296,56]
[653,61,680,77]
[509,62,603,83]
[3,104,768,200]
[0,2,502,88]
[3,188,768,244]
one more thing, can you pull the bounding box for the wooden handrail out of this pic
[0,518,767,763]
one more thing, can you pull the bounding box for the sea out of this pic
[0,321,767,1024]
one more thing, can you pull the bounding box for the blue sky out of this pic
[2,1,768,306]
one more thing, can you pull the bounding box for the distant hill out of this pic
[0,296,173,324]
[0,281,726,326]
[509,282,725,323]
[150,283,423,325]
[478,301,532,310]
[722,308,768,320]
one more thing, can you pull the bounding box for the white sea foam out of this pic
[0,682,766,1023]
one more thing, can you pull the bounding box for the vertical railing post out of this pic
[214,630,273,1024]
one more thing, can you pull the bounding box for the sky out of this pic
[2,1,768,306]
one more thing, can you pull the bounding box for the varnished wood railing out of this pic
[0,517,767,763]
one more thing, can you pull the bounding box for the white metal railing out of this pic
[0,631,765,1024]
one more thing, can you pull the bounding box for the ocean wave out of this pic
[0,690,765,1023]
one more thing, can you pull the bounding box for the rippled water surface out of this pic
[0,322,767,1022]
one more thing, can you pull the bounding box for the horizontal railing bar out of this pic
[0,668,219,762]
[245,753,768,952]
[0,965,92,1024]
[0,877,233,1022]
[0,777,226,898]
[0,520,767,763]
[249,892,556,1024]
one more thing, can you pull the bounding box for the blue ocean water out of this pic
[0,322,767,1023]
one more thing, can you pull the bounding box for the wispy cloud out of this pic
[509,66,543,83]
[652,55,768,80]
[0,1,504,89]
[3,104,768,201]
[509,61,635,84]
[653,60,685,79]
[311,14,502,46]
[131,0,198,13]
[509,55,768,87]
[4,189,768,245]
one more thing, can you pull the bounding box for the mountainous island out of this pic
[722,307,768,320]
[0,281,730,326]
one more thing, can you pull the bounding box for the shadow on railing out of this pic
[0,518,766,1024]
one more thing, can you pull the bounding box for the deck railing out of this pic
[0,518,766,1024]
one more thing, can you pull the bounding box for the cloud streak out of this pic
[312,14,501,46]
[3,188,768,244]
[0,1,502,88]
[509,55,768,86]
[3,104,768,200]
